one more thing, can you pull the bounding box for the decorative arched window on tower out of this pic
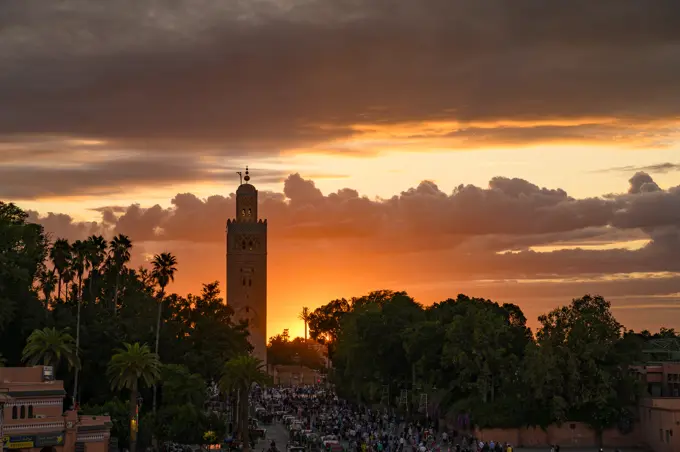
[248,278,252,287]
[241,240,246,250]
[248,208,252,217]
[241,209,246,217]
[248,240,253,250]
[242,277,246,286]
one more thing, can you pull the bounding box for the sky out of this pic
[2,0,680,338]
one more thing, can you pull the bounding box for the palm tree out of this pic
[49,239,71,302]
[38,268,57,318]
[109,234,132,313]
[219,355,271,452]
[85,235,108,301]
[150,252,177,412]
[22,327,80,369]
[107,343,161,452]
[70,239,89,407]
[298,306,311,341]
[62,266,75,303]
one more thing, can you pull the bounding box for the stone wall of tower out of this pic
[226,187,267,365]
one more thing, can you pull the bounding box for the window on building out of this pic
[248,208,252,216]
[20,405,25,419]
[12,406,17,419]
[242,278,246,286]
[241,209,246,216]
[666,430,671,443]
[28,405,33,418]
[248,278,252,287]
[241,240,246,250]
[248,240,253,250]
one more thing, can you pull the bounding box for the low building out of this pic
[633,361,680,397]
[631,343,680,452]
[268,365,321,386]
[0,366,111,452]
[638,396,680,452]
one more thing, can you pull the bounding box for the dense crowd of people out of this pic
[251,385,517,452]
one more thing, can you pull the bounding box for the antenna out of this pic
[236,171,243,185]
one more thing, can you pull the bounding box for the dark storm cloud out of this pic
[440,124,677,148]
[1,0,680,153]
[0,152,290,199]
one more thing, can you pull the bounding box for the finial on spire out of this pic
[244,165,250,183]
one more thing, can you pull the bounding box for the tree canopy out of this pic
[0,202,252,449]
[267,329,325,370]
[312,290,650,430]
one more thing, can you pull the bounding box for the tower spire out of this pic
[244,166,250,183]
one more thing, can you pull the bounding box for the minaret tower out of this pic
[226,166,268,364]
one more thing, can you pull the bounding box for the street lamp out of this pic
[0,389,12,452]
[131,395,143,442]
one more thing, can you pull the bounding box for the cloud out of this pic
[626,171,662,194]
[0,147,294,199]
[23,171,680,330]
[1,0,680,156]
[605,162,680,174]
[26,172,680,277]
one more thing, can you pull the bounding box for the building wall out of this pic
[1,366,111,452]
[471,422,643,448]
[1,367,66,431]
[639,397,680,452]
[227,182,268,365]
[632,362,680,397]
[270,365,320,386]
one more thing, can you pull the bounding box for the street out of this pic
[257,421,289,452]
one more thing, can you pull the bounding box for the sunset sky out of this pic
[2,0,680,338]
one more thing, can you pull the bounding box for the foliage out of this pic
[108,342,162,392]
[22,327,80,369]
[267,332,325,370]
[107,342,161,452]
[0,203,47,361]
[219,355,270,452]
[0,204,257,447]
[0,203,250,403]
[82,397,131,447]
[307,297,351,359]
[219,355,271,393]
[315,291,645,430]
[161,364,207,407]
[299,307,311,341]
[154,403,204,444]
